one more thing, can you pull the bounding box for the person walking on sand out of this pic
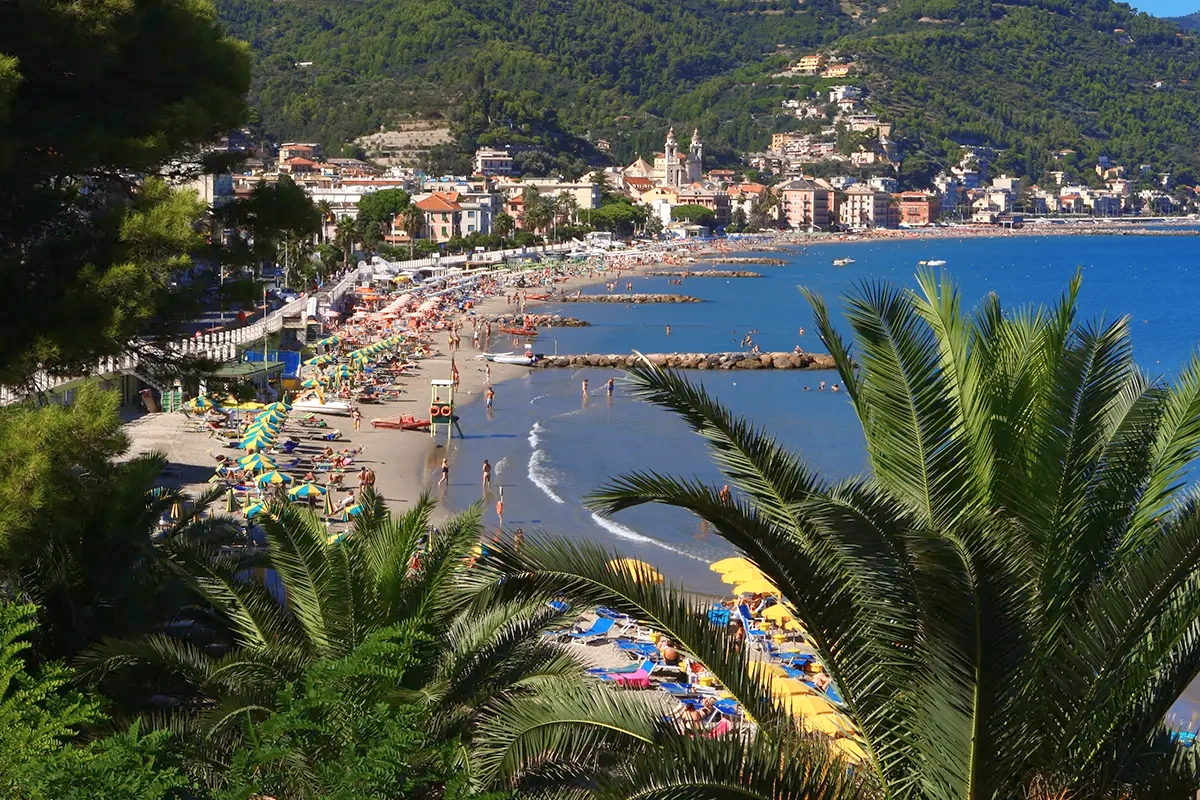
[485,363,491,384]
[438,458,449,487]
[485,386,495,411]
[352,407,361,432]
[482,459,492,491]
[582,378,589,397]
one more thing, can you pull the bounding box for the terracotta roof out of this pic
[415,194,462,212]
[625,176,653,188]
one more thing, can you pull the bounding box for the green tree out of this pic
[728,206,749,232]
[670,204,716,225]
[333,215,357,270]
[401,205,424,259]
[492,212,516,241]
[218,177,321,279]
[486,272,1200,799]
[355,188,411,248]
[83,496,612,792]
[0,0,250,387]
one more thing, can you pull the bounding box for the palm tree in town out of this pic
[316,199,334,243]
[480,271,1200,799]
[80,495,635,791]
[333,215,356,271]
[493,211,515,244]
[401,204,423,259]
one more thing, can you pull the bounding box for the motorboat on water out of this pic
[291,390,354,417]
[918,259,947,267]
[481,352,543,366]
[832,258,855,266]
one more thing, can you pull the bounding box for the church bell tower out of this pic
[687,128,703,184]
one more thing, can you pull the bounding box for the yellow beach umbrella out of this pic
[783,620,807,633]
[289,482,327,499]
[771,678,818,697]
[782,693,838,718]
[169,501,183,521]
[734,578,780,596]
[256,470,293,486]
[831,738,870,763]
[709,556,756,574]
[608,558,665,584]
[721,567,767,585]
[225,488,237,513]
[323,491,337,516]
[802,712,858,738]
[762,604,795,623]
[237,452,277,471]
[747,661,790,680]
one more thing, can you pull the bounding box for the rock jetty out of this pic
[537,351,836,371]
[488,313,589,327]
[705,257,786,266]
[647,269,762,278]
[558,293,704,304]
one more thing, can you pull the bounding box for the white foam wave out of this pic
[530,394,549,405]
[528,421,543,449]
[494,456,508,478]
[588,513,706,561]
[528,449,565,504]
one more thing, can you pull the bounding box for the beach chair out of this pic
[658,682,699,697]
[547,599,570,614]
[707,606,731,626]
[588,658,655,677]
[736,604,768,647]
[615,640,660,659]
[568,616,615,643]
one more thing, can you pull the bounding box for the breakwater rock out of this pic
[647,269,762,278]
[537,351,837,371]
[705,257,786,266]
[488,313,589,327]
[558,294,704,304]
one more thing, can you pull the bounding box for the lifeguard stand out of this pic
[429,379,460,444]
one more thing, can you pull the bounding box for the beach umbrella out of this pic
[225,488,237,513]
[262,401,291,412]
[188,395,220,412]
[323,491,336,516]
[169,501,183,521]
[607,558,664,584]
[244,503,271,519]
[327,530,347,545]
[237,452,277,471]
[241,438,274,453]
[289,482,326,500]
[783,620,807,633]
[341,504,365,522]
[709,556,757,574]
[782,693,838,718]
[771,678,818,697]
[747,661,790,680]
[762,604,796,623]
[733,578,780,596]
[801,711,858,738]
[831,738,870,762]
[301,378,322,388]
[257,471,293,486]
[721,567,768,585]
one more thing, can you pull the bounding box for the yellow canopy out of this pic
[608,558,664,584]
[747,661,789,680]
[761,604,795,622]
[802,712,858,738]
[783,620,807,633]
[781,693,838,718]
[771,678,817,697]
[709,556,757,574]
[720,567,767,585]
[733,578,780,596]
[831,738,870,763]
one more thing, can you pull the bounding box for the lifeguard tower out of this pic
[429,379,462,444]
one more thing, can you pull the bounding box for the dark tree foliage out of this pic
[0,0,251,387]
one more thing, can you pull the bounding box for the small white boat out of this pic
[482,352,542,366]
[291,390,353,417]
[832,258,855,266]
[918,259,947,267]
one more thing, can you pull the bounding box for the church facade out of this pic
[625,127,703,188]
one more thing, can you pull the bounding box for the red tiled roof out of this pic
[416,194,462,212]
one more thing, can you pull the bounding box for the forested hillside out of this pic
[850,0,1200,180]
[217,0,1200,179]
[216,0,848,161]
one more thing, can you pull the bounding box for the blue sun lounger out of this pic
[615,640,660,659]
[569,616,616,643]
[589,658,655,678]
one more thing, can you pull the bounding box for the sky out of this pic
[1131,0,1197,15]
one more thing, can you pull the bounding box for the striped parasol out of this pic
[256,470,293,486]
[289,482,326,499]
[237,452,278,471]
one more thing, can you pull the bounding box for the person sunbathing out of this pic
[679,697,718,728]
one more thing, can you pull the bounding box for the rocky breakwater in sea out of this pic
[537,351,837,371]
[488,313,589,327]
[647,269,762,278]
[704,257,786,266]
[557,294,704,304]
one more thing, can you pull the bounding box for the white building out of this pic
[474,148,513,176]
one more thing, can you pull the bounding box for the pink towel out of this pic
[614,671,651,689]
[708,719,734,738]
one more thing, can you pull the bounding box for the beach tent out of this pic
[607,558,665,584]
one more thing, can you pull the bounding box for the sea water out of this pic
[439,232,1200,719]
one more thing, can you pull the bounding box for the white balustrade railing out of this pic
[0,245,553,405]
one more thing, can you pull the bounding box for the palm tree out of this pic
[481,271,1200,799]
[492,212,515,243]
[81,495,627,791]
[316,199,334,243]
[401,205,423,260]
[332,216,356,271]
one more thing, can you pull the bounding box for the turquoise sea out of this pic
[439,232,1200,722]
